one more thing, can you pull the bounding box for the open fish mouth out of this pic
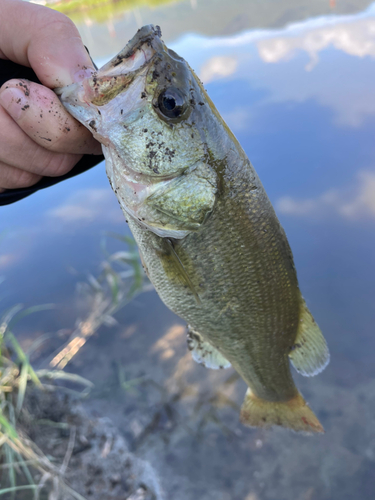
[78,25,162,107]
[56,25,162,103]
[55,25,163,134]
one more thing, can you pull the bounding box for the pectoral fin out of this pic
[165,239,201,304]
[289,301,330,377]
[187,326,231,369]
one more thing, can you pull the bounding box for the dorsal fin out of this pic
[288,301,330,377]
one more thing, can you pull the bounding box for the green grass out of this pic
[0,303,89,499]
[0,234,147,498]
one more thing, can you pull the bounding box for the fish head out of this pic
[56,25,221,238]
[56,25,210,178]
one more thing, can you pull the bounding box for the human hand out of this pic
[0,0,102,193]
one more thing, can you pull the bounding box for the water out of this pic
[2,0,375,498]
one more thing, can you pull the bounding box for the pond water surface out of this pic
[2,0,375,498]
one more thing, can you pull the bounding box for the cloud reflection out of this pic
[277,170,375,220]
[174,5,375,127]
[199,56,238,84]
[257,17,375,70]
[221,107,250,132]
[47,188,122,224]
[0,254,17,270]
[253,13,375,126]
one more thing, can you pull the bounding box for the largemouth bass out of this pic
[56,25,329,433]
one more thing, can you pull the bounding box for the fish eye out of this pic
[157,87,187,119]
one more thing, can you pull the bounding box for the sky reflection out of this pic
[277,170,375,220]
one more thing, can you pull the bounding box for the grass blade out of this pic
[6,332,41,387]
[0,305,23,338]
[16,362,29,413]
[4,444,16,498]
[0,485,37,496]
[36,369,93,388]
[14,451,35,489]
[7,304,55,332]
[0,414,18,440]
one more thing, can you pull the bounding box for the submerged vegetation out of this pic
[50,233,147,370]
[0,235,148,498]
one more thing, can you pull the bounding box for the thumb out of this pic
[0,0,95,88]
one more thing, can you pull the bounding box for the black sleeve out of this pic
[0,59,104,206]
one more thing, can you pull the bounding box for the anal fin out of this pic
[289,300,330,377]
[187,326,231,370]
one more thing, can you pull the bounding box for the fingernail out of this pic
[0,87,29,121]
[73,67,95,83]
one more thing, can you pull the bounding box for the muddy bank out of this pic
[20,389,164,500]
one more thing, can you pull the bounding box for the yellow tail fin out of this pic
[240,388,324,434]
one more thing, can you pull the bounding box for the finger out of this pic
[0,101,83,177]
[0,0,95,87]
[0,80,102,155]
[0,162,42,190]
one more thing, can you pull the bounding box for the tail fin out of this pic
[240,388,324,434]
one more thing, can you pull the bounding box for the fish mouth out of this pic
[83,25,163,106]
[56,25,163,107]
[104,25,162,73]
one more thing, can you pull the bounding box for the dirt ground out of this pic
[20,389,164,500]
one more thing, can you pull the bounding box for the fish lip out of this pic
[103,25,162,73]
[90,24,164,88]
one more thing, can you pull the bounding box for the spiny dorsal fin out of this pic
[187,326,231,369]
[289,300,330,377]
